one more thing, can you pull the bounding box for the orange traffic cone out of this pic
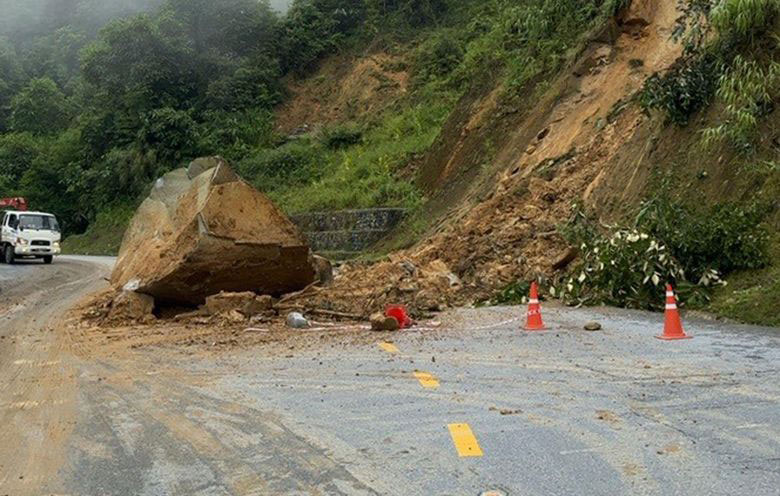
[524,282,547,331]
[656,284,692,340]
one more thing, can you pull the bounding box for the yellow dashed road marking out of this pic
[448,423,484,457]
[378,342,399,354]
[13,359,60,367]
[413,371,440,389]
[0,399,65,411]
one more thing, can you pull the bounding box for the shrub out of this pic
[646,0,778,127]
[636,194,771,275]
[412,34,464,84]
[456,0,634,91]
[490,280,532,305]
[639,53,721,125]
[206,60,283,112]
[702,55,780,153]
[321,124,364,149]
[556,197,771,309]
[555,224,692,310]
[198,108,275,161]
[674,0,778,52]
[711,0,779,45]
[137,107,198,164]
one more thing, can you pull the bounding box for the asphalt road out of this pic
[1,256,779,495]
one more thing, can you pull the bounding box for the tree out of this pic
[20,128,88,232]
[206,58,283,112]
[10,77,72,135]
[22,27,88,87]
[0,132,42,182]
[365,0,447,28]
[165,0,278,57]
[81,15,197,113]
[278,0,340,74]
[137,107,199,164]
[0,38,25,132]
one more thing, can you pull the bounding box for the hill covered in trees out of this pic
[1,0,778,325]
[0,0,452,232]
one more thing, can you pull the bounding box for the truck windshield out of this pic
[19,215,60,232]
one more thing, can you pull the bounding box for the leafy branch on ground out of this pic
[552,193,771,310]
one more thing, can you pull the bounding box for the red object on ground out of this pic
[656,284,692,340]
[0,197,28,211]
[524,281,548,331]
[385,305,412,329]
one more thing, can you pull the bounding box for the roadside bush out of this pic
[490,280,532,306]
[554,225,691,309]
[636,194,771,275]
[556,197,771,309]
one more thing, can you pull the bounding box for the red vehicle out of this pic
[0,197,28,211]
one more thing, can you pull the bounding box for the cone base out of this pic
[524,325,548,331]
[655,334,692,340]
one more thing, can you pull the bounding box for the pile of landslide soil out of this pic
[286,0,683,318]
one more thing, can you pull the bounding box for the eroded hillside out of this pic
[278,0,779,324]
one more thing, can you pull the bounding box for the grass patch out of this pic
[242,96,456,214]
[62,203,135,256]
[706,236,780,326]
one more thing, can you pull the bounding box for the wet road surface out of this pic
[1,256,778,495]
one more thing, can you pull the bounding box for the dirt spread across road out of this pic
[1,257,779,495]
[0,256,112,494]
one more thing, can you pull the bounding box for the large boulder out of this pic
[111,157,315,305]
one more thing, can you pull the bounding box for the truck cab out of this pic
[0,211,62,264]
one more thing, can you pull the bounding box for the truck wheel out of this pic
[43,255,53,264]
[5,245,15,264]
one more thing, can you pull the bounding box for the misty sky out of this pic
[269,0,292,13]
[0,0,292,38]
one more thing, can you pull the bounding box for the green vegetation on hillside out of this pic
[1,0,777,325]
[0,0,624,231]
[594,0,780,320]
[0,0,464,235]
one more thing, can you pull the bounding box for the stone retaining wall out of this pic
[291,208,406,258]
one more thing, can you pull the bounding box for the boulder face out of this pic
[111,157,315,305]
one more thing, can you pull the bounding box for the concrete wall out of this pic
[291,208,406,258]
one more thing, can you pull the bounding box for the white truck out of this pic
[1,210,62,264]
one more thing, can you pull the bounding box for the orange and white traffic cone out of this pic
[656,284,692,340]
[524,282,547,331]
